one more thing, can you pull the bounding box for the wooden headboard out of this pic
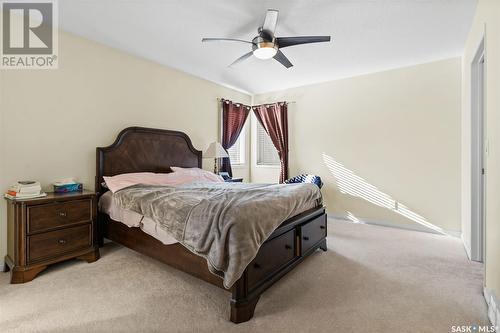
[96,127,202,195]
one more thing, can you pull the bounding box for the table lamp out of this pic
[204,142,229,174]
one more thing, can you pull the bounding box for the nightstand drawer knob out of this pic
[58,212,67,217]
[303,236,310,241]
[58,239,67,245]
[320,225,326,229]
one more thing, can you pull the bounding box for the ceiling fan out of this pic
[202,9,331,68]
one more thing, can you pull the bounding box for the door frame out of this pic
[470,37,486,263]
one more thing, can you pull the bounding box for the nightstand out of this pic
[225,178,243,183]
[4,191,100,283]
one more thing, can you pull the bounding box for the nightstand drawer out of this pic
[27,199,92,233]
[28,224,92,263]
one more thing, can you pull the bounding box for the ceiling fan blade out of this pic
[228,51,254,67]
[202,38,253,45]
[273,50,293,68]
[262,9,279,35]
[277,36,331,48]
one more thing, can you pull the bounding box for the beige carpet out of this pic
[0,220,489,333]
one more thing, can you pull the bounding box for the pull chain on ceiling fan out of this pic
[202,9,332,68]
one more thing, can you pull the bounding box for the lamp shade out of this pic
[204,142,229,159]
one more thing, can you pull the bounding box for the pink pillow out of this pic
[103,172,172,193]
[103,170,223,193]
[170,167,224,183]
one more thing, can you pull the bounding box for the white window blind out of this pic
[227,127,245,165]
[257,122,280,166]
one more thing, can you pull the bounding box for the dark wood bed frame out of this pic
[96,127,327,323]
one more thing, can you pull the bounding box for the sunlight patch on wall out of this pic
[346,211,362,224]
[322,153,450,236]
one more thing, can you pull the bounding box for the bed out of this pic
[96,126,327,323]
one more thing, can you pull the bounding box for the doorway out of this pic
[470,38,485,263]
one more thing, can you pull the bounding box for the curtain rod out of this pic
[217,98,296,104]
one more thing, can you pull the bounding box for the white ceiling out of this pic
[59,0,477,94]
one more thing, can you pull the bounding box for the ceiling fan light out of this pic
[253,47,277,60]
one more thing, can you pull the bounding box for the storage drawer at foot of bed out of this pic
[247,229,296,290]
[300,214,327,255]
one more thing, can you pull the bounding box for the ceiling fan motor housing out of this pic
[252,35,278,59]
[252,36,277,51]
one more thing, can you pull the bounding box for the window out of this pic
[227,127,245,165]
[257,122,280,166]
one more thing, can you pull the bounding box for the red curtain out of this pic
[253,102,289,183]
[221,99,250,176]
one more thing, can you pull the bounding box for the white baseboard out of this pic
[461,233,472,260]
[483,287,500,329]
[328,213,461,238]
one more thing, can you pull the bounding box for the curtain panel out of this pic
[220,99,250,176]
[252,102,289,183]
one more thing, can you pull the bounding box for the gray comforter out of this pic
[113,182,322,288]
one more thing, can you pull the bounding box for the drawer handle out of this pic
[253,263,261,269]
[320,225,326,229]
[58,212,67,217]
[58,239,67,245]
[285,244,292,250]
[303,236,310,241]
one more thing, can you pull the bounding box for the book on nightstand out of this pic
[4,180,46,200]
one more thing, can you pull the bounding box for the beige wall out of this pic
[0,31,251,262]
[253,58,462,234]
[462,0,500,301]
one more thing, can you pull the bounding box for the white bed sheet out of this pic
[98,191,178,245]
